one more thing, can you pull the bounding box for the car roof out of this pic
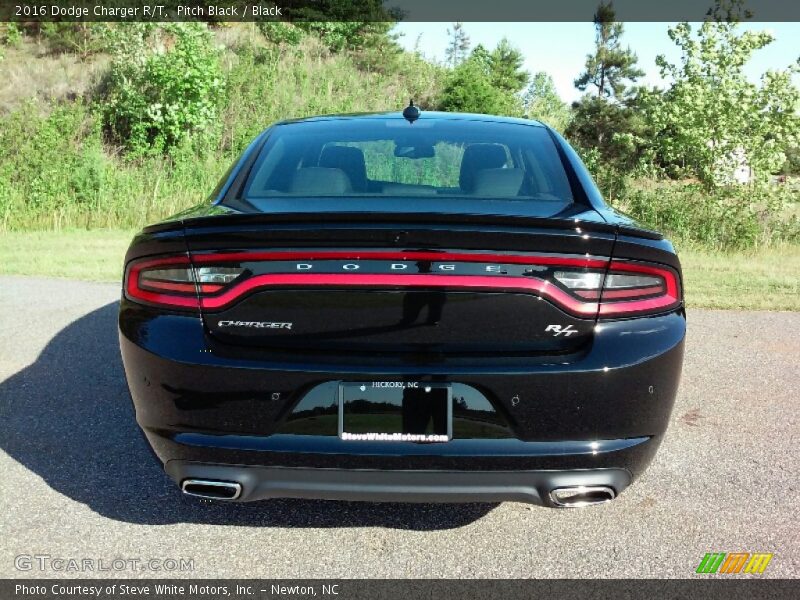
[273,111,547,129]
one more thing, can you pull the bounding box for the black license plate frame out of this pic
[338,381,452,442]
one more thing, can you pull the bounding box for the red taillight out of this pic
[555,260,681,317]
[125,256,244,309]
[124,252,681,318]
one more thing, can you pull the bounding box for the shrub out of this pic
[0,100,227,230]
[0,102,109,228]
[40,23,106,58]
[2,22,23,47]
[257,21,304,46]
[100,23,224,156]
[574,146,631,203]
[292,21,397,53]
[620,182,800,250]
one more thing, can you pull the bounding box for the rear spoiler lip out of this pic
[617,224,663,240]
[167,208,663,241]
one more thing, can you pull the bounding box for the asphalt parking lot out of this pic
[0,276,797,579]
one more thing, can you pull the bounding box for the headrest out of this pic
[289,167,352,195]
[459,144,509,191]
[319,146,367,191]
[470,168,524,196]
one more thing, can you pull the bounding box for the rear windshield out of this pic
[240,117,576,211]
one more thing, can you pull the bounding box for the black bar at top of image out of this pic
[2,0,800,22]
[1,579,799,600]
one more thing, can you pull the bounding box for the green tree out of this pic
[706,0,753,22]
[524,72,571,131]
[287,0,400,53]
[445,22,471,68]
[488,38,529,94]
[438,41,529,117]
[566,95,650,198]
[567,96,646,162]
[780,145,800,175]
[438,58,522,116]
[650,20,800,186]
[574,1,644,99]
[469,43,491,71]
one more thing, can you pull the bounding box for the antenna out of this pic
[402,99,420,123]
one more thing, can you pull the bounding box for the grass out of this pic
[679,246,800,311]
[1,230,798,311]
[0,229,133,282]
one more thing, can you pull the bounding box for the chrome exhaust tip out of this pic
[550,485,615,507]
[181,479,242,501]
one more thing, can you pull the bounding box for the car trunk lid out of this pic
[183,211,616,355]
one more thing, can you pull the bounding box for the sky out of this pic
[393,22,800,103]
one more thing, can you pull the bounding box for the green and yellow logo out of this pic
[696,552,773,574]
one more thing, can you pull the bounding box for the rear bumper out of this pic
[166,462,631,506]
[120,300,685,502]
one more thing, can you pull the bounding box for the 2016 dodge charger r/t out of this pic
[119,108,685,508]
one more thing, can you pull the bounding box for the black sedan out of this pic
[119,109,685,507]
